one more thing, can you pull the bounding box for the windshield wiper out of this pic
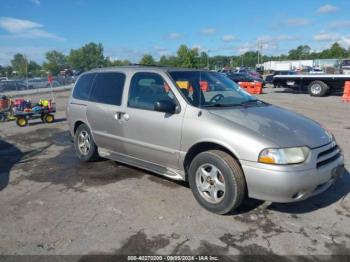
[240,99,264,105]
[200,103,241,108]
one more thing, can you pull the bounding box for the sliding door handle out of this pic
[114,111,130,121]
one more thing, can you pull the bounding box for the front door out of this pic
[121,72,183,170]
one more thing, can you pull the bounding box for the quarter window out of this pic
[128,72,176,111]
[90,72,125,105]
[72,73,95,100]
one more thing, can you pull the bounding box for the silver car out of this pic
[66,66,345,214]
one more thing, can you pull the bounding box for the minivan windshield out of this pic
[168,70,258,108]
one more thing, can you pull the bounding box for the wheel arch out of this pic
[183,141,241,181]
[74,120,85,134]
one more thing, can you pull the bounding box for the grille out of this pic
[317,143,341,168]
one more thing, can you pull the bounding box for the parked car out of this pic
[265,70,296,86]
[0,80,27,92]
[226,73,265,87]
[26,78,60,89]
[309,68,325,74]
[67,66,344,214]
[238,69,262,79]
[26,78,49,89]
[340,59,350,75]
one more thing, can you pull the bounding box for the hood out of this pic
[208,105,332,148]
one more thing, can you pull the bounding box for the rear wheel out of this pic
[74,123,99,162]
[16,117,28,127]
[188,150,246,214]
[308,81,329,97]
[43,114,54,123]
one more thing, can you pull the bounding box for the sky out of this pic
[0,0,350,65]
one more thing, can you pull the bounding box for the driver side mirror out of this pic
[154,100,176,114]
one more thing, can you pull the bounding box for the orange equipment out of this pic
[176,81,194,93]
[238,82,263,94]
[342,81,350,102]
[0,96,10,110]
[200,81,209,92]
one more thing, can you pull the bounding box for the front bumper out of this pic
[241,149,345,203]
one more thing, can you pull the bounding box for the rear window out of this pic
[72,73,95,100]
[90,72,125,106]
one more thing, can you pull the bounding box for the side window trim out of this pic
[87,73,97,100]
[127,72,180,112]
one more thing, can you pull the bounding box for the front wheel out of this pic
[74,123,99,162]
[188,150,246,214]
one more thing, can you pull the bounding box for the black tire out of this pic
[74,123,99,162]
[188,150,246,214]
[273,82,282,88]
[43,114,55,123]
[308,81,329,97]
[16,117,28,127]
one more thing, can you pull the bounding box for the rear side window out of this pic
[73,73,95,100]
[90,72,125,106]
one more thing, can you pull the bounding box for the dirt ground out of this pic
[0,87,349,259]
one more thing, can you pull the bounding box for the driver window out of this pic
[128,72,176,111]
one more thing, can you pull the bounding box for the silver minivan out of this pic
[66,66,345,214]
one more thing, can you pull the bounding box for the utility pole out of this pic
[25,55,28,89]
[257,40,264,70]
[257,41,260,66]
[207,56,209,70]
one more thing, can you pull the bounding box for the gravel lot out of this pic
[0,87,349,258]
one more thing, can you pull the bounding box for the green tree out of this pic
[210,55,232,69]
[11,53,27,77]
[28,61,42,77]
[139,54,155,65]
[0,65,5,77]
[328,43,347,58]
[1,66,13,78]
[199,51,209,69]
[43,50,67,75]
[159,55,179,67]
[159,55,168,66]
[176,45,199,68]
[288,45,311,60]
[105,57,130,67]
[68,42,105,71]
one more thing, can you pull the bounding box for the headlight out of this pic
[258,147,310,165]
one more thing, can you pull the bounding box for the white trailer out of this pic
[263,60,313,71]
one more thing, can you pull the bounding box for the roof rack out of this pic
[128,63,167,67]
